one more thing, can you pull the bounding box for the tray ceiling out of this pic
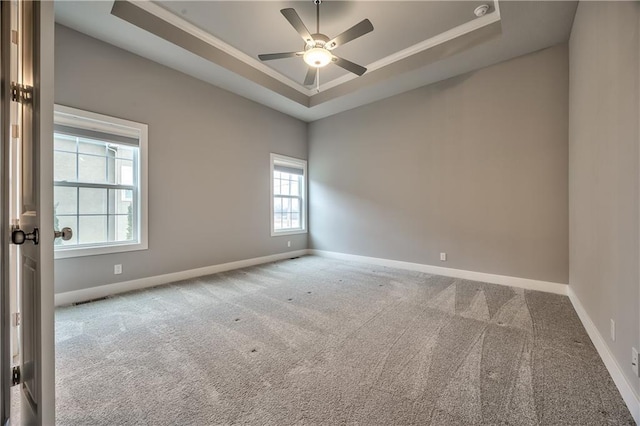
[54,1,578,121]
[157,1,494,87]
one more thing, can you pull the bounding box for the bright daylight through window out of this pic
[53,105,148,258]
[271,154,306,236]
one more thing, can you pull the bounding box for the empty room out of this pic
[0,0,638,425]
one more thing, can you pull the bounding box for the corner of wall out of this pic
[568,287,640,423]
[567,0,640,420]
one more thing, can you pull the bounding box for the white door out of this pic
[0,1,12,422]
[1,1,54,425]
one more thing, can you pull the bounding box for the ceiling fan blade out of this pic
[281,8,314,44]
[332,56,367,76]
[326,19,374,50]
[303,67,318,86]
[258,52,303,61]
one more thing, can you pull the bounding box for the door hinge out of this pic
[11,366,20,387]
[12,312,20,327]
[10,30,18,45]
[11,83,32,104]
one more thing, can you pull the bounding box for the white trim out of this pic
[309,249,568,295]
[54,249,308,306]
[270,153,308,237]
[53,105,149,259]
[638,8,640,412]
[54,104,143,139]
[271,229,307,237]
[133,1,313,96]
[54,245,640,423]
[55,248,568,306]
[54,241,147,259]
[309,250,640,418]
[568,287,640,424]
[134,0,501,96]
[318,0,502,92]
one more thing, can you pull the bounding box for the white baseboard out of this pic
[309,249,568,295]
[56,248,567,306]
[55,247,638,422]
[310,249,639,421]
[568,287,640,424]
[54,249,308,306]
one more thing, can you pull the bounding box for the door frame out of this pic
[1,1,13,423]
[32,1,54,424]
[6,1,54,424]
[0,1,53,424]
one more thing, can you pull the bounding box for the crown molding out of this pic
[133,0,314,96]
[318,0,501,92]
[114,0,502,107]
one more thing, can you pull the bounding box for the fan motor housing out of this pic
[307,33,329,49]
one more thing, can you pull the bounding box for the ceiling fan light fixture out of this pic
[258,3,373,84]
[303,47,332,68]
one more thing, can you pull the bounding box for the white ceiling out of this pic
[54,1,578,122]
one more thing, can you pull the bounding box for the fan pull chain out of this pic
[317,69,320,93]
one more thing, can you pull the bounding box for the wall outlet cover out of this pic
[440,253,447,261]
[114,264,123,275]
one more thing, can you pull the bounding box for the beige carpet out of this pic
[55,256,634,425]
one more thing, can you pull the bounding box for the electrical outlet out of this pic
[287,241,291,248]
[632,348,639,377]
[610,319,615,341]
[114,264,122,275]
[440,252,447,261]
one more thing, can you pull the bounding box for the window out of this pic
[271,153,306,236]
[53,105,148,258]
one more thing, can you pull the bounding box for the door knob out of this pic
[11,227,39,245]
[54,227,73,241]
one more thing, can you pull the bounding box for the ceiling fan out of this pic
[258,0,374,88]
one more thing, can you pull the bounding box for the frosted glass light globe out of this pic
[303,48,332,68]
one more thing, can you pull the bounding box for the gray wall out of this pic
[308,44,569,284]
[569,1,640,394]
[54,25,307,293]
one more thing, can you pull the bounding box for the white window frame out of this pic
[270,153,307,236]
[53,105,148,259]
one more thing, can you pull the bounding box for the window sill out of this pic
[54,241,148,259]
[271,229,307,237]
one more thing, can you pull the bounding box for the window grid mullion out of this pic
[57,213,128,217]
[105,155,110,241]
[106,187,110,243]
[57,145,135,247]
[54,182,135,191]
[133,149,139,239]
[104,151,108,187]
[74,136,79,182]
[76,186,80,243]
